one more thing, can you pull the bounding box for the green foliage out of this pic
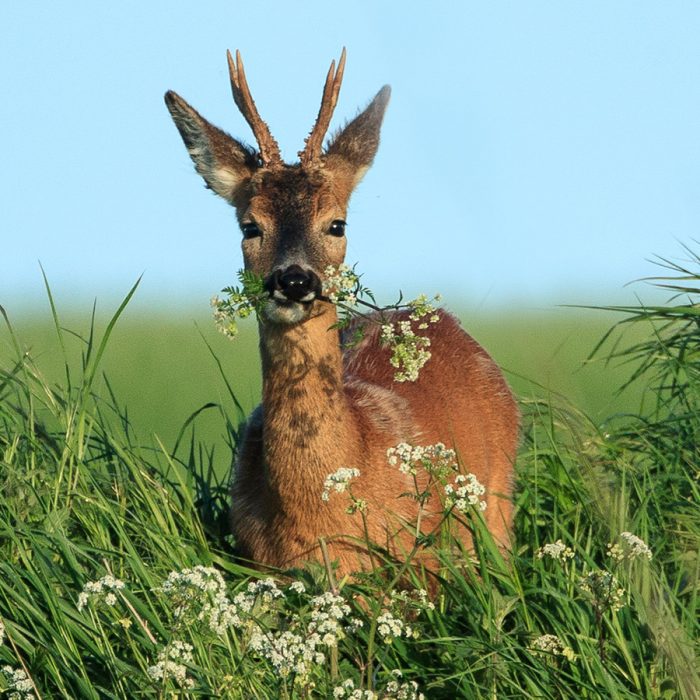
[212,269,268,339]
[0,254,698,698]
[214,264,444,383]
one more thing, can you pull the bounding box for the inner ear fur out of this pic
[325,85,391,186]
[164,90,258,200]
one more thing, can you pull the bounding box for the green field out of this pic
[0,286,697,698]
[1,304,647,478]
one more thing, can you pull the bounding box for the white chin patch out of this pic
[263,299,310,324]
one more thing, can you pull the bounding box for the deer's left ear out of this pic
[325,85,391,186]
[165,90,258,201]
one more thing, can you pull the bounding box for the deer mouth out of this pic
[262,296,316,325]
[271,288,317,304]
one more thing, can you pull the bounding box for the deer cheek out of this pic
[241,245,266,276]
[325,237,347,266]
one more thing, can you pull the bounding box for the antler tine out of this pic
[299,48,347,165]
[227,49,282,167]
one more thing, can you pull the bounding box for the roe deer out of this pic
[165,50,519,575]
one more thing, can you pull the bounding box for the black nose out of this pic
[266,265,321,302]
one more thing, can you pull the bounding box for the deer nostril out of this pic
[269,265,321,303]
[280,270,311,297]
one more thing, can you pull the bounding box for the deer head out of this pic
[165,49,390,325]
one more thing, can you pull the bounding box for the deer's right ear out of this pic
[165,91,257,200]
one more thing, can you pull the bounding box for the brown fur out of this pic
[165,52,519,576]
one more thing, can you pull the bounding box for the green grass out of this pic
[1,303,646,481]
[0,267,698,698]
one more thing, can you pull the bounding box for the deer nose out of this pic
[267,265,321,303]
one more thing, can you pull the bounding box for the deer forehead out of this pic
[242,166,350,227]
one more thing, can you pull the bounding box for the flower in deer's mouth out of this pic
[322,264,359,305]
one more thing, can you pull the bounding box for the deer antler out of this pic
[299,48,347,166]
[227,49,282,167]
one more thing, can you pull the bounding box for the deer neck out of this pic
[258,304,357,507]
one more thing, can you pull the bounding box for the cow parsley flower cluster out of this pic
[289,581,306,595]
[385,670,426,700]
[379,320,429,382]
[444,472,487,513]
[146,640,195,690]
[247,591,358,681]
[211,294,248,339]
[387,680,423,700]
[536,540,575,561]
[376,609,419,644]
[308,591,356,646]
[607,532,652,562]
[0,619,5,645]
[157,574,359,684]
[77,574,125,612]
[376,609,409,643]
[333,681,377,700]
[407,294,441,327]
[1,666,35,700]
[212,265,444,381]
[322,467,361,502]
[377,588,435,644]
[248,629,325,680]
[228,577,285,630]
[323,264,360,305]
[578,570,626,613]
[378,294,441,382]
[531,634,576,661]
[371,588,435,648]
[150,571,363,687]
[389,588,435,613]
[156,570,287,638]
[211,270,267,338]
[333,673,425,699]
[74,563,391,692]
[386,442,456,478]
[158,565,242,634]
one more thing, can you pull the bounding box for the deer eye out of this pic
[241,222,262,239]
[328,219,346,237]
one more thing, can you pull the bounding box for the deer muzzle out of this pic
[266,265,322,304]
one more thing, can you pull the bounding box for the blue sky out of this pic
[2,2,699,316]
